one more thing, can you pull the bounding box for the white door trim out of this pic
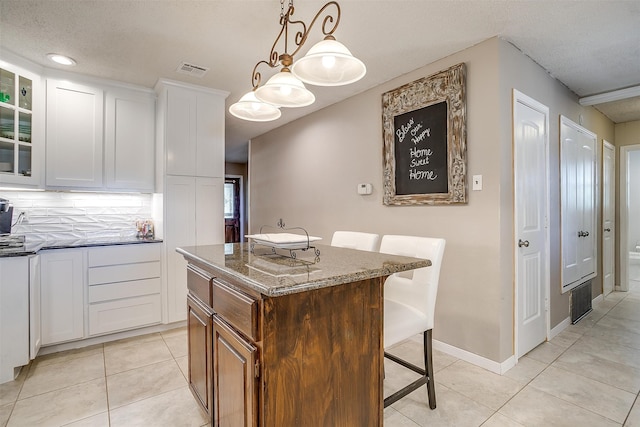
[225,174,245,240]
[602,140,615,296]
[512,89,550,360]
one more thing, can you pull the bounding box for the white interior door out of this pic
[513,90,549,358]
[602,141,615,295]
[579,133,597,279]
[621,144,640,292]
[560,118,598,291]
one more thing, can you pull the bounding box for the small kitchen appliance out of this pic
[0,198,14,235]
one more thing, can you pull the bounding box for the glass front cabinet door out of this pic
[0,63,41,187]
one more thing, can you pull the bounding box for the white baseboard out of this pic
[433,339,516,375]
[38,321,186,356]
[592,293,604,306]
[548,289,604,342]
[549,316,571,340]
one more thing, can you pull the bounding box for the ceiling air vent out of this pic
[176,61,209,78]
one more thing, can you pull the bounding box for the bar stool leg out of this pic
[424,329,436,409]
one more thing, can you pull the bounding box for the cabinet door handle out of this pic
[604,228,611,232]
[584,231,589,237]
[518,239,530,248]
[577,231,584,237]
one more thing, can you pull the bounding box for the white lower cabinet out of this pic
[40,249,85,346]
[0,257,30,384]
[88,294,161,336]
[29,255,41,359]
[87,243,162,336]
[164,176,223,323]
[39,243,163,346]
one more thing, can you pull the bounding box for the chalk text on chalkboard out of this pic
[393,100,448,195]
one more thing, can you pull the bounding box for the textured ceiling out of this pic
[1,0,639,163]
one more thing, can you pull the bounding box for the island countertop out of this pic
[176,242,430,297]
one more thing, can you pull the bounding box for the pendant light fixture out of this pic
[228,90,281,122]
[228,0,366,122]
[291,36,366,86]
[255,57,315,108]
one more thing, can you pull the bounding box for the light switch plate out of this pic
[357,183,373,195]
[472,175,483,191]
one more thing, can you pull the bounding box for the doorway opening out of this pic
[224,176,244,243]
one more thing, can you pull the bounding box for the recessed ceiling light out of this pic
[46,53,76,66]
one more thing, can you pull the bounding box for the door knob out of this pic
[518,239,530,248]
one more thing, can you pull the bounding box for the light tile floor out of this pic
[384,282,640,427]
[1,284,639,426]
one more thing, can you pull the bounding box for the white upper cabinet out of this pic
[195,93,225,178]
[46,79,104,188]
[105,90,155,191]
[560,116,597,292]
[45,75,156,192]
[166,88,196,176]
[0,58,44,188]
[157,79,226,178]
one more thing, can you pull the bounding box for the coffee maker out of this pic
[0,198,13,235]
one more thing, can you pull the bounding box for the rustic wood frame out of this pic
[382,63,467,205]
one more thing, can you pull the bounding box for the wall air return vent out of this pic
[570,280,593,324]
[176,62,209,78]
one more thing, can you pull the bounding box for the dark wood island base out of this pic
[178,243,429,426]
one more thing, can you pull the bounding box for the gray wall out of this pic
[497,40,615,335]
[249,37,615,363]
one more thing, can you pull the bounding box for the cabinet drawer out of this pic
[88,243,161,267]
[88,278,161,303]
[88,261,160,285]
[187,265,213,307]
[88,294,161,336]
[212,279,259,341]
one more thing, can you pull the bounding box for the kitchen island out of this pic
[177,242,430,426]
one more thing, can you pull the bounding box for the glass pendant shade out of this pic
[228,90,281,122]
[254,69,315,108]
[291,38,366,86]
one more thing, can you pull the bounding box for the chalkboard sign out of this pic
[382,63,467,205]
[393,101,448,196]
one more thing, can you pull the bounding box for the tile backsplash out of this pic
[1,191,154,245]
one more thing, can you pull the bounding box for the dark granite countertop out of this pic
[177,242,430,297]
[0,237,162,258]
[32,237,162,251]
[0,248,36,258]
